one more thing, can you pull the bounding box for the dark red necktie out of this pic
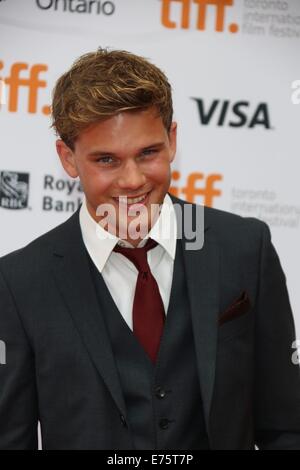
[113,238,165,364]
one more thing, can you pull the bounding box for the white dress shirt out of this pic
[79,193,177,331]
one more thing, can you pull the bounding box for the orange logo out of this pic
[0,61,50,114]
[170,170,223,207]
[161,0,238,33]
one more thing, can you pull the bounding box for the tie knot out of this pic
[113,238,158,273]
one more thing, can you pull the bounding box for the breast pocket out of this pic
[218,291,254,342]
[218,307,254,342]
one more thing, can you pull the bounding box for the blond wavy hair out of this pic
[51,47,173,150]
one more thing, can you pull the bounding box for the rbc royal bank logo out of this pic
[0,171,30,209]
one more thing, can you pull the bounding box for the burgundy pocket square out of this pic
[218,291,251,326]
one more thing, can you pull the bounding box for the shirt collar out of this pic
[79,192,177,273]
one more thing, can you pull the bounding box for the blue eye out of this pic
[141,149,157,156]
[97,156,114,164]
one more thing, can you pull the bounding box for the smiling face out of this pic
[56,106,177,246]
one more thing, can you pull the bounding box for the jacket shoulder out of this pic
[0,209,80,274]
[204,204,267,233]
[170,194,267,233]
[169,194,269,251]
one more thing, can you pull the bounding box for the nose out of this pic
[118,160,146,191]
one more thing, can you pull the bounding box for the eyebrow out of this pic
[87,142,165,157]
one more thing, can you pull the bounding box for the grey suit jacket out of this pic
[0,194,300,449]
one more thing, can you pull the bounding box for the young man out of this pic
[0,48,299,450]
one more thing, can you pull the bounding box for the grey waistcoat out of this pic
[87,239,209,450]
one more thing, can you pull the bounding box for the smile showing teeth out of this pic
[116,193,148,205]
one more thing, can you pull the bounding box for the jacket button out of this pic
[120,414,127,427]
[155,386,166,399]
[159,418,171,430]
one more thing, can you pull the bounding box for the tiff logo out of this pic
[0,61,50,114]
[0,78,6,105]
[161,0,238,33]
[170,172,222,207]
[0,340,6,365]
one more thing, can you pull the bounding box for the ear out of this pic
[56,139,79,178]
[168,121,177,163]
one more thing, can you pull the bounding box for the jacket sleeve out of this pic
[0,265,38,450]
[254,222,300,450]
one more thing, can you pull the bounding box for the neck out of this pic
[119,236,145,248]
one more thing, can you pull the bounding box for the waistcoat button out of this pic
[159,418,171,430]
[155,386,166,399]
[120,414,127,427]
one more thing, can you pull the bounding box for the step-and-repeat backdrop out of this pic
[1,0,300,339]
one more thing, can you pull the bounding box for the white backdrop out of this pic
[1,0,299,341]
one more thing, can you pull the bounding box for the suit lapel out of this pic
[173,196,219,435]
[50,209,128,420]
